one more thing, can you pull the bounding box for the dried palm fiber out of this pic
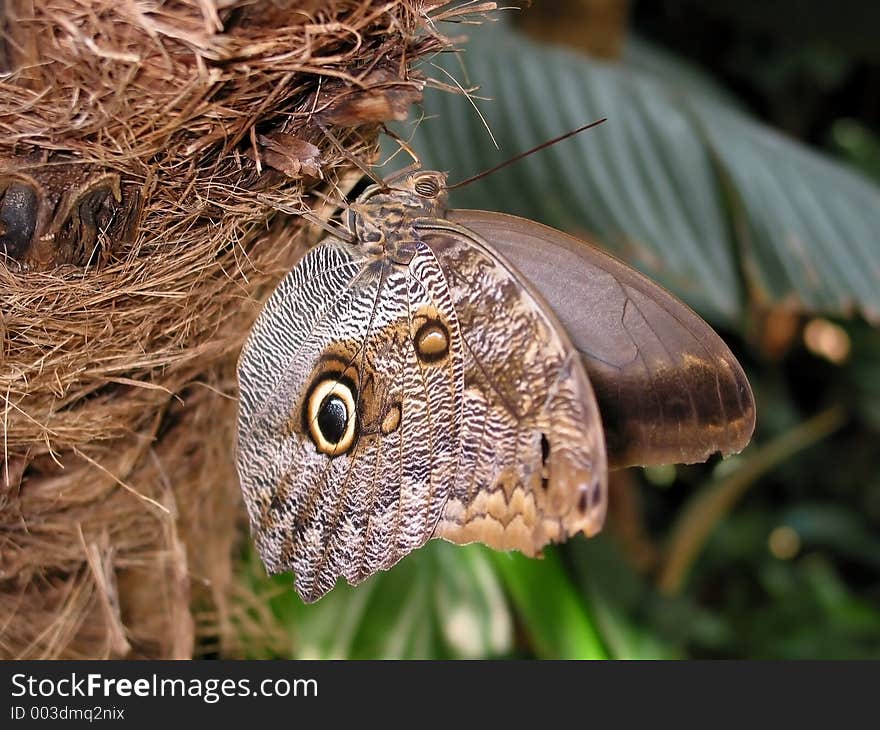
[0,0,490,659]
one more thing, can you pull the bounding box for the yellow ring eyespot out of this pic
[305,376,358,456]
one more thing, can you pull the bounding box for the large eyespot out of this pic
[305,376,358,456]
[413,174,441,199]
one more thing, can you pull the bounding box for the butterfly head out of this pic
[389,169,449,207]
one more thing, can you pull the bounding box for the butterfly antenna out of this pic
[446,117,607,190]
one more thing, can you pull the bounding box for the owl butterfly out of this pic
[237,167,755,603]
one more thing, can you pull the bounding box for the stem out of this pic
[656,405,847,595]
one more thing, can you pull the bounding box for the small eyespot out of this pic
[305,376,358,456]
[0,180,39,261]
[414,175,441,198]
[380,402,402,435]
[414,320,450,363]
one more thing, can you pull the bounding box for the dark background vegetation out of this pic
[235,0,880,659]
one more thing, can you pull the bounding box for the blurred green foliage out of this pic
[232,4,880,659]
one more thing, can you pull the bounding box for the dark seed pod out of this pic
[0,176,40,262]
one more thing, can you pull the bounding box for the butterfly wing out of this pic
[418,223,607,556]
[237,238,463,602]
[238,216,610,601]
[449,210,756,469]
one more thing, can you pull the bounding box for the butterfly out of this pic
[236,167,755,603]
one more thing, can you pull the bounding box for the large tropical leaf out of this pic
[400,23,880,325]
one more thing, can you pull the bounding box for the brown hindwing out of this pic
[449,210,756,469]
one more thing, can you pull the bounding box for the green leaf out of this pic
[234,541,512,659]
[621,37,743,111]
[401,23,880,324]
[750,555,880,659]
[489,548,607,659]
[566,537,686,659]
[670,508,880,658]
[411,32,739,322]
[696,106,880,320]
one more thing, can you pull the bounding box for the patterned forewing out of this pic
[237,238,462,602]
[237,240,366,532]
